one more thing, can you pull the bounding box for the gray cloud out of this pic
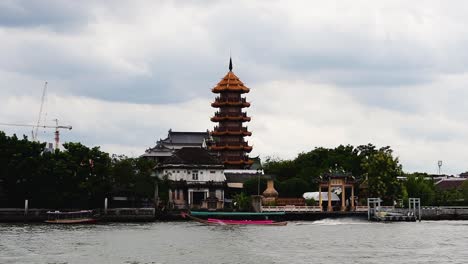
[0,0,95,31]
[1,0,468,174]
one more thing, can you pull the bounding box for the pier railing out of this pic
[261,205,322,212]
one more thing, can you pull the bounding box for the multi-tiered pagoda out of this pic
[210,59,253,169]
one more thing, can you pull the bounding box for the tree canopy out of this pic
[263,144,403,203]
[0,131,156,208]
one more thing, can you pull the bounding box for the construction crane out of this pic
[33,82,48,141]
[0,119,72,150]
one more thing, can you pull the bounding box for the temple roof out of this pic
[145,130,211,155]
[212,71,250,93]
[163,147,222,165]
[225,173,256,183]
[161,130,210,146]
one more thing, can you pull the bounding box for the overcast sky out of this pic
[1,0,467,174]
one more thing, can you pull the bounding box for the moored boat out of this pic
[45,210,98,224]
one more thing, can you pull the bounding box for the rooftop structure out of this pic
[209,58,253,169]
[142,129,211,163]
[435,177,467,191]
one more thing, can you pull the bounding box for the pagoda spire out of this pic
[229,57,233,71]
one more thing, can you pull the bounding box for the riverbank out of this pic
[2,207,468,222]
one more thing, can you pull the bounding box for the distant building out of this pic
[435,177,467,191]
[155,147,225,210]
[142,129,211,164]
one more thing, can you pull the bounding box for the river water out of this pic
[1,219,467,264]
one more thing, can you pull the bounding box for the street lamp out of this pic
[438,160,443,175]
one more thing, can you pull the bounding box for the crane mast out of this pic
[33,82,48,141]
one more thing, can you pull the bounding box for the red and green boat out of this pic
[182,211,287,226]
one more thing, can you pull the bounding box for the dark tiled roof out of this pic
[162,131,209,145]
[163,147,221,165]
[435,178,466,190]
[225,173,253,183]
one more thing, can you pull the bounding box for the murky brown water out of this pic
[1,219,467,264]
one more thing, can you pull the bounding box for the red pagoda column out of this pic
[209,59,253,169]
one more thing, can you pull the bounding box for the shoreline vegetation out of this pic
[1,130,467,213]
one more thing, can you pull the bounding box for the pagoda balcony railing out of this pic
[211,112,251,122]
[213,126,249,132]
[214,97,247,103]
[213,112,248,118]
[224,156,251,162]
[213,142,250,147]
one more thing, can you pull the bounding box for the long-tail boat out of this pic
[45,210,98,224]
[181,212,287,226]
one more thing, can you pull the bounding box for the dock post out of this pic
[418,199,421,222]
[367,198,370,220]
[318,186,322,211]
[104,197,108,215]
[24,199,28,216]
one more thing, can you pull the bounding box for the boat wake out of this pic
[298,218,368,226]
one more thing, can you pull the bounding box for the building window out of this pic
[176,171,179,173]
[192,171,198,180]
[210,171,216,174]
[200,171,203,174]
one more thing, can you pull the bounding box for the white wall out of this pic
[162,168,225,182]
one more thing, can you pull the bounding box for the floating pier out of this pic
[368,197,421,222]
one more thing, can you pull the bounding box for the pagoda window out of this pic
[192,171,199,180]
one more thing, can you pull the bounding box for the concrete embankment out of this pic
[396,207,468,220]
[2,207,468,222]
[0,208,156,222]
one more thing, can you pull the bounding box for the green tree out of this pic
[242,177,268,196]
[277,177,311,197]
[362,148,402,204]
[233,192,251,211]
[462,181,468,205]
[404,174,435,205]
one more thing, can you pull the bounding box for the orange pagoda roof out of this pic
[212,71,250,94]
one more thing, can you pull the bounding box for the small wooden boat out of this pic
[181,212,287,226]
[45,210,98,224]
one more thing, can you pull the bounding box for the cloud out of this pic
[1,0,468,174]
